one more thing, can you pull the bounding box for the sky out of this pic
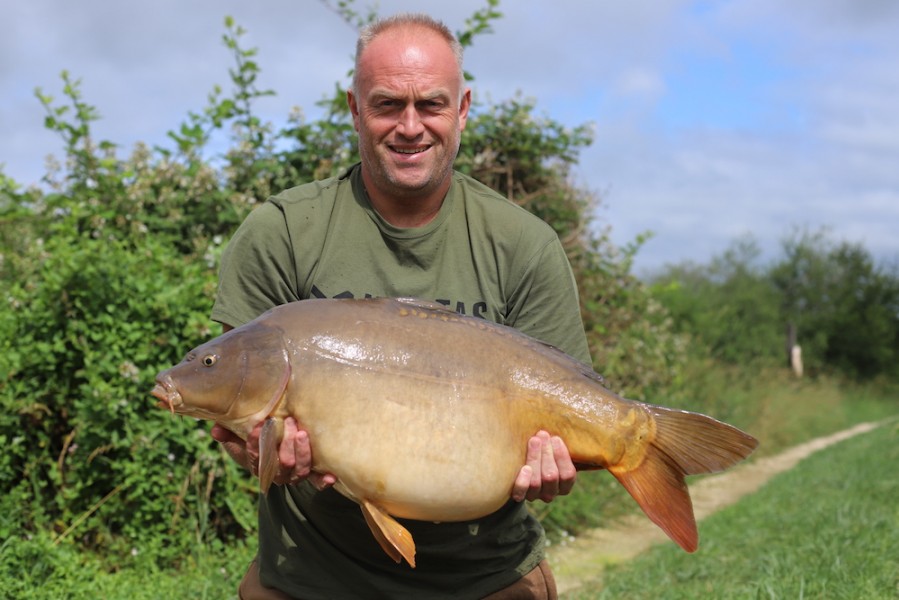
[3,0,898,275]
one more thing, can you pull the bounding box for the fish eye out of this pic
[202,354,218,367]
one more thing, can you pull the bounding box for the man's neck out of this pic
[362,174,451,228]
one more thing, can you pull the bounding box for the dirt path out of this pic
[546,421,882,595]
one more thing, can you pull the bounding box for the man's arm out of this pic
[507,235,589,503]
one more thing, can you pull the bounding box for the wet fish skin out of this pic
[151,297,758,567]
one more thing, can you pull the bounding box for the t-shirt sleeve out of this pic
[211,202,300,328]
[505,235,592,365]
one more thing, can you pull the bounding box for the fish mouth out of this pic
[151,375,183,414]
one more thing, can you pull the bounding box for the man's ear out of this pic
[459,88,472,131]
[347,89,360,132]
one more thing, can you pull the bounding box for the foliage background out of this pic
[1,1,896,590]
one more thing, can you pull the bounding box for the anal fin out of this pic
[360,500,417,568]
[258,417,284,494]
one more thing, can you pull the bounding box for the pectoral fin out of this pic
[258,417,284,494]
[360,500,416,568]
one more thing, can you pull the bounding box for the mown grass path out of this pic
[549,420,888,596]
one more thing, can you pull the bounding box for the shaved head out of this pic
[353,13,465,100]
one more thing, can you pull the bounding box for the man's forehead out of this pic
[357,39,461,99]
[360,27,456,74]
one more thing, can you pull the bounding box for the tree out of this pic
[653,226,899,381]
[651,236,782,368]
[772,228,899,379]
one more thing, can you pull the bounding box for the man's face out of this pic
[348,28,471,203]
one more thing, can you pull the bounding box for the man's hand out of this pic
[211,417,336,490]
[511,431,577,503]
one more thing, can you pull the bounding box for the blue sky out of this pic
[660,42,801,131]
[2,0,898,274]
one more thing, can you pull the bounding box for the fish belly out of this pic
[286,361,534,521]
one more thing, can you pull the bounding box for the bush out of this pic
[1,231,257,564]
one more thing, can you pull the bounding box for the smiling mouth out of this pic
[391,146,429,155]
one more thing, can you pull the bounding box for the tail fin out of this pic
[608,405,758,552]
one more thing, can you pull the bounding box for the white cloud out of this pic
[2,0,897,273]
[613,68,666,99]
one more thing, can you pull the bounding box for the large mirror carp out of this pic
[152,297,757,567]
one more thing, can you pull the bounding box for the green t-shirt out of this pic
[212,164,590,599]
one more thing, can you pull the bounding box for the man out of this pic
[211,13,591,599]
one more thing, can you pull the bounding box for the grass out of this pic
[564,419,899,599]
[664,365,897,457]
[0,533,254,600]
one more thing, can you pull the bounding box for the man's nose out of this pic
[396,104,424,138]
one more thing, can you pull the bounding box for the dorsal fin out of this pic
[392,297,459,314]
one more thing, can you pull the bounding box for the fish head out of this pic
[151,321,291,435]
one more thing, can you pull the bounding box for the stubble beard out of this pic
[361,133,461,200]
